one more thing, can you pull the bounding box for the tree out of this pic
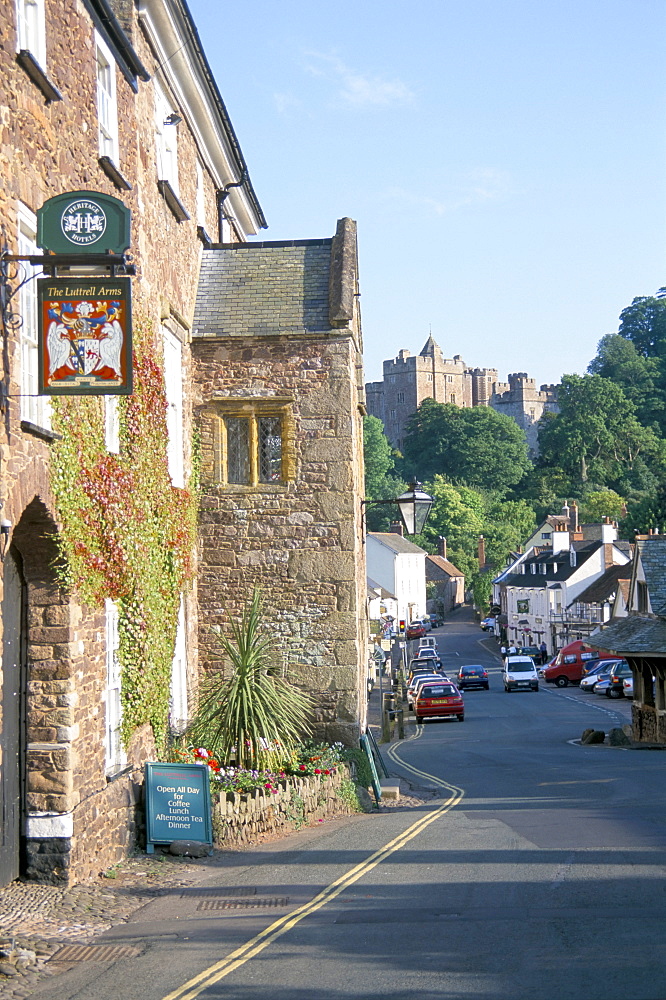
[362,415,405,531]
[617,290,666,359]
[402,399,531,491]
[588,333,664,431]
[537,374,665,489]
[621,486,666,536]
[578,489,625,523]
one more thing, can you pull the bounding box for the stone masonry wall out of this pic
[194,331,366,746]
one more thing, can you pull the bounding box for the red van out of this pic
[543,640,616,687]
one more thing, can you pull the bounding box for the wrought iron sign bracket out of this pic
[1,252,136,278]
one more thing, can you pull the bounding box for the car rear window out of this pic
[420,685,456,698]
[462,668,481,675]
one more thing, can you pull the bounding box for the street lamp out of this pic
[362,479,434,536]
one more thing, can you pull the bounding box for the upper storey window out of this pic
[96,32,119,162]
[16,0,45,66]
[155,82,179,193]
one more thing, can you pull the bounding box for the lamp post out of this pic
[361,479,434,537]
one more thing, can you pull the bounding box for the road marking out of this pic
[541,685,625,721]
[160,772,464,1000]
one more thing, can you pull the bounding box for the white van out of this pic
[417,637,437,650]
[503,655,539,692]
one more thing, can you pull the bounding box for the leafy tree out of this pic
[588,333,664,431]
[620,487,666,537]
[363,415,405,531]
[616,290,666,358]
[402,399,531,491]
[578,489,625,523]
[537,374,665,489]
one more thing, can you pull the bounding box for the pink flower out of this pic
[299,764,306,771]
[314,769,321,774]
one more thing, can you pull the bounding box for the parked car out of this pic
[594,677,613,696]
[503,655,539,692]
[579,661,618,691]
[406,622,426,640]
[480,617,496,631]
[542,639,617,687]
[623,676,634,698]
[415,646,442,668]
[413,680,465,723]
[429,613,444,627]
[407,672,443,708]
[605,660,632,698]
[457,665,489,690]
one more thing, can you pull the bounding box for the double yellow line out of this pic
[162,742,464,1000]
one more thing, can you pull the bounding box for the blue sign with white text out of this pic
[145,762,212,852]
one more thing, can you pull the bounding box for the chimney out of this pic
[561,502,570,521]
[390,521,404,536]
[601,519,617,544]
[478,535,486,569]
[569,500,579,533]
[551,523,570,554]
[438,536,447,559]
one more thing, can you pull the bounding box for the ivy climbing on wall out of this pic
[50,320,199,753]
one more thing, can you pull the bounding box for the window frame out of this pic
[15,0,46,67]
[154,81,179,194]
[162,327,184,488]
[95,31,119,164]
[105,598,126,774]
[208,400,294,488]
[17,203,51,430]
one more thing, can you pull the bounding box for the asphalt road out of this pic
[32,614,666,1000]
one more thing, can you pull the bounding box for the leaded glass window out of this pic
[226,416,250,484]
[258,416,282,482]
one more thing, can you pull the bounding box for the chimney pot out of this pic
[390,521,404,536]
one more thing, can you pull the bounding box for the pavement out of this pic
[0,660,437,1000]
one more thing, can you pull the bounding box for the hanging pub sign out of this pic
[37,276,132,394]
[37,190,131,255]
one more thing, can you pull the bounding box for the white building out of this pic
[366,533,427,627]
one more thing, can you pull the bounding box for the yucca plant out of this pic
[186,589,312,769]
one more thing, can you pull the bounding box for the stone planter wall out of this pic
[212,768,358,847]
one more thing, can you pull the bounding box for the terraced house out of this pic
[0,0,368,889]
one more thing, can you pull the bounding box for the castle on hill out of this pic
[365,335,558,457]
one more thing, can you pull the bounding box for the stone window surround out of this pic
[205,397,296,489]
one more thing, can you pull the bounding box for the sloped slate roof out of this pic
[193,242,332,338]
[367,576,396,600]
[589,615,666,656]
[638,538,666,615]
[426,555,464,578]
[575,564,633,605]
[501,540,602,589]
[367,532,427,555]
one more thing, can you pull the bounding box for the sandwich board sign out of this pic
[145,762,213,853]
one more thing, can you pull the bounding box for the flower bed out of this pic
[211,767,362,847]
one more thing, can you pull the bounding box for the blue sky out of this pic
[187,0,666,389]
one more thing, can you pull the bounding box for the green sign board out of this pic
[145,762,213,853]
[37,190,131,254]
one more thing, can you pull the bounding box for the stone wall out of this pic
[212,769,361,847]
[0,0,259,885]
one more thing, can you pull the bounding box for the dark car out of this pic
[606,659,632,698]
[457,665,489,690]
[518,646,541,662]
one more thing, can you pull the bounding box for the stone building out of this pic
[0,0,264,886]
[489,373,559,458]
[191,219,368,745]
[365,338,558,453]
[425,538,465,614]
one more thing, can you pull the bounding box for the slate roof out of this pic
[367,577,396,601]
[419,335,440,357]
[426,555,464,578]
[590,615,666,656]
[575,564,633,605]
[367,533,427,556]
[501,539,601,589]
[192,242,332,339]
[637,538,666,616]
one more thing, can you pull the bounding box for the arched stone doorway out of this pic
[4,498,74,884]
[0,549,27,886]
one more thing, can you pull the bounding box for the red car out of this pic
[414,680,465,723]
[406,622,426,640]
